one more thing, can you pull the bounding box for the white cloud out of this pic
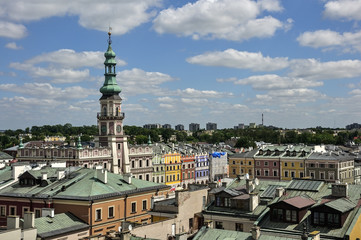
[297,29,361,53]
[5,42,22,50]
[0,83,98,100]
[323,0,361,21]
[0,1,161,36]
[187,49,289,71]
[174,88,233,98]
[234,74,323,90]
[117,68,175,96]
[0,21,27,39]
[153,0,286,41]
[9,49,123,83]
[254,88,325,106]
[289,59,361,80]
[25,49,126,69]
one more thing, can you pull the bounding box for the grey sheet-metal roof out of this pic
[319,198,356,213]
[286,179,323,192]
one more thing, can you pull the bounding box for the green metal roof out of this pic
[35,212,88,238]
[286,179,323,192]
[322,198,356,213]
[0,151,12,160]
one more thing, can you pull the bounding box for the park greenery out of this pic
[1,123,360,150]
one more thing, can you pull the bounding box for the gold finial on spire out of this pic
[108,26,112,44]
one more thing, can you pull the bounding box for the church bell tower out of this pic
[95,30,130,174]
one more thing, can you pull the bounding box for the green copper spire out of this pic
[19,137,24,149]
[148,135,152,145]
[77,135,83,150]
[100,30,121,96]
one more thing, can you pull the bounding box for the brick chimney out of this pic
[123,173,132,184]
[251,225,260,240]
[331,183,348,197]
[97,169,108,184]
[275,187,285,197]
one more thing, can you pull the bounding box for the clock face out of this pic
[116,125,121,133]
[101,125,106,133]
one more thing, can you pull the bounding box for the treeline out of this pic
[1,124,360,150]
[0,124,97,150]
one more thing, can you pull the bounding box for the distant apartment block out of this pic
[249,123,257,128]
[206,122,217,130]
[143,123,161,129]
[346,123,361,130]
[234,123,245,129]
[175,124,184,131]
[189,123,200,132]
[162,124,172,129]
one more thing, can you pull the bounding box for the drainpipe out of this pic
[124,195,128,222]
[90,200,93,234]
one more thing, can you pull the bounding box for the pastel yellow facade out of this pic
[280,159,305,181]
[164,153,181,186]
[348,209,361,240]
[229,155,254,178]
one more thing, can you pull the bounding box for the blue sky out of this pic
[1,0,361,130]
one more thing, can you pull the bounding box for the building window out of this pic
[142,200,147,211]
[291,162,295,167]
[264,161,269,166]
[300,172,304,178]
[273,170,277,176]
[310,171,315,179]
[232,169,236,174]
[146,174,149,181]
[131,202,137,213]
[256,170,260,176]
[0,206,5,216]
[235,223,243,231]
[108,206,114,218]
[95,209,102,221]
[146,160,149,167]
[139,175,142,180]
[139,160,143,168]
[285,171,289,178]
[35,209,41,218]
[23,207,29,216]
[273,162,277,167]
[320,172,325,180]
[265,170,269,176]
[215,221,223,229]
[248,161,251,165]
[132,161,135,168]
[118,144,121,149]
[284,162,288,167]
[300,163,303,167]
[10,206,16,216]
[256,161,260,166]
[291,171,295,178]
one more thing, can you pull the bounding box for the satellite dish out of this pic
[128,225,133,231]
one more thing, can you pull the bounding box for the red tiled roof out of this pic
[283,196,316,209]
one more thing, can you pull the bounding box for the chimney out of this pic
[124,173,132,184]
[275,187,285,198]
[309,231,320,240]
[57,170,65,180]
[41,172,47,180]
[331,183,348,197]
[249,193,259,211]
[7,215,19,230]
[41,208,54,218]
[246,179,254,193]
[97,169,108,184]
[23,212,35,229]
[251,225,260,240]
[12,165,25,180]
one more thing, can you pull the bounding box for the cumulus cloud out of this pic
[289,59,361,80]
[0,1,161,36]
[0,83,98,100]
[254,89,325,106]
[9,49,124,83]
[0,21,27,39]
[234,74,323,90]
[5,42,22,50]
[153,0,287,41]
[297,29,361,53]
[117,68,175,96]
[323,0,361,21]
[187,49,289,71]
[173,88,233,98]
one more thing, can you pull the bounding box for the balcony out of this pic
[97,112,124,120]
